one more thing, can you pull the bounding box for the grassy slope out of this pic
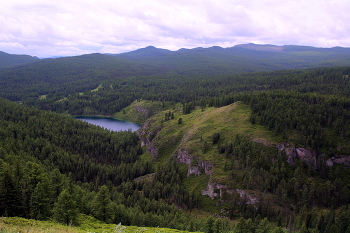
[114,100,179,124]
[139,102,283,212]
[0,216,194,233]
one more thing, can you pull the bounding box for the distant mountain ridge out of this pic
[0,51,39,68]
[115,43,350,57]
[111,43,350,74]
[1,43,350,101]
[234,43,350,53]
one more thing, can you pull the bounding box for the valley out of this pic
[0,44,350,233]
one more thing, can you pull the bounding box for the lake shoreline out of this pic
[73,116,141,132]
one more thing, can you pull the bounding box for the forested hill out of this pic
[0,51,39,68]
[1,43,350,232]
[1,43,350,103]
[0,53,166,101]
[0,97,203,231]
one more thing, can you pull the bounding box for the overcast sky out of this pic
[1,0,349,58]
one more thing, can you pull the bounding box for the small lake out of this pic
[75,116,140,132]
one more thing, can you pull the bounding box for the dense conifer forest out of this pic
[1,46,350,232]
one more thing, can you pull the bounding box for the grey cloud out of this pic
[1,0,350,57]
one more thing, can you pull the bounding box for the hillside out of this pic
[0,97,208,231]
[137,102,279,194]
[1,45,350,232]
[0,51,39,68]
[137,96,350,232]
[0,53,165,101]
[1,43,350,102]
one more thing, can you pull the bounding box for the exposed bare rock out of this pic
[176,148,192,164]
[326,159,334,167]
[296,148,317,168]
[236,189,259,205]
[188,166,201,176]
[175,148,214,176]
[137,119,161,159]
[202,183,230,200]
[277,143,290,151]
[277,143,317,168]
[326,156,350,167]
[197,160,214,176]
[143,139,159,159]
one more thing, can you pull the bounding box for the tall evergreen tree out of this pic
[53,189,79,225]
[30,180,51,220]
[205,217,215,233]
[271,226,286,233]
[0,163,23,217]
[256,217,271,233]
[92,185,114,223]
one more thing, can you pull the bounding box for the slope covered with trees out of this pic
[138,97,350,232]
[1,44,350,102]
[21,66,350,118]
[1,45,350,232]
[0,98,204,231]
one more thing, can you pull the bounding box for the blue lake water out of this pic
[75,116,140,132]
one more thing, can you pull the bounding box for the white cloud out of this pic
[0,0,349,57]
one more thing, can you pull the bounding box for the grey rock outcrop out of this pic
[175,148,214,176]
[277,143,317,168]
[326,156,350,167]
[236,189,259,205]
[201,183,230,200]
[137,119,161,160]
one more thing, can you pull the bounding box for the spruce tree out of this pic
[92,185,114,223]
[0,163,23,217]
[30,180,51,220]
[271,226,286,233]
[53,189,78,225]
[205,216,215,233]
[256,217,271,233]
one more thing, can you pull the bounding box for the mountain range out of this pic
[2,43,350,71]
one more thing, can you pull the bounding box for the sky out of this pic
[1,0,349,58]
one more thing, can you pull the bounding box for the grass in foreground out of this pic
[0,216,197,233]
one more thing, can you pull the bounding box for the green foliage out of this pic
[271,226,286,233]
[0,163,23,217]
[53,189,79,225]
[0,98,203,231]
[211,133,220,145]
[256,218,271,233]
[91,186,114,223]
[2,48,350,233]
[30,179,51,220]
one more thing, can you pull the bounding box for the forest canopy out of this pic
[1,47,350,232]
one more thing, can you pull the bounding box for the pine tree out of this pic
[214,218,223,233]
[256,217,271,233]
[30,180,51,220]
[92,185,114,223]
[205,216,215,233]
[234,217,250,233]
[271,226,286,233]
[53,189,79,225]
[0,163,23,217]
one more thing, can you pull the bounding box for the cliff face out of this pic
[175,148,214,177]
[136,118,161,159]
[277,143,350,168]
